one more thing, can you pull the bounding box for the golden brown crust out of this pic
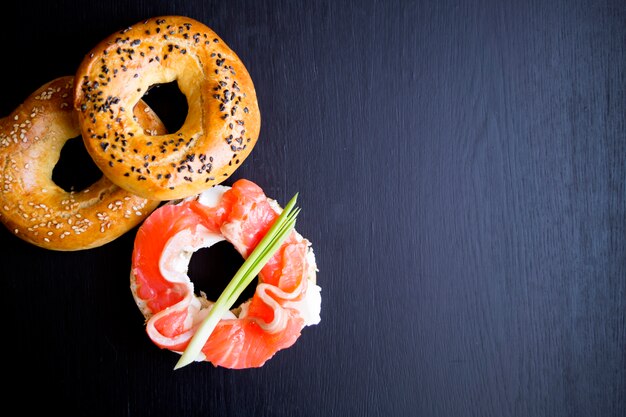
[0,76,166,251]
[74,15,261,200]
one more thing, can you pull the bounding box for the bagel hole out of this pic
[52,136,103,192]
[141,81,188,133]
[188,241,257,307]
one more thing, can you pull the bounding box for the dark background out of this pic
[2,1,625,416]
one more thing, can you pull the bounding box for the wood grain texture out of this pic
[1,0,624,416]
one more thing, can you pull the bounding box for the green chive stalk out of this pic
[174,194,299,370]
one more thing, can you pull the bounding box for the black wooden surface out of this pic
[2,1,625,416]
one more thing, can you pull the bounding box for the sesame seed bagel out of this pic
[0,76,166,251]
[74,15,261,201]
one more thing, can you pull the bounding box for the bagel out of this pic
[0,76,166,251]
[130,180,321,368]
[74,15,261,201]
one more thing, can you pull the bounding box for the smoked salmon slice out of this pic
[130,179,321,368]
